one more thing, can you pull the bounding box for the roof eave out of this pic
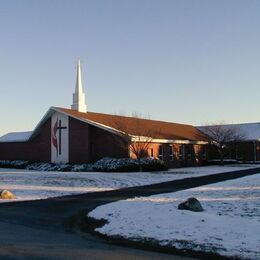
[131,136,208,144]
[29,107,56,141]
[54,107,126,137]
[28,107,210,144]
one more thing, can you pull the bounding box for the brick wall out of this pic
[88,125,129,162]
[131,142,207,167]
[68,117,129,163]
[0,119,51,162]
[69,117,90,163]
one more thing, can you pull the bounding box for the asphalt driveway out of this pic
[0,166,259,259]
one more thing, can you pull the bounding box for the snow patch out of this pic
[0,164,257,202]
[89,174,260,259]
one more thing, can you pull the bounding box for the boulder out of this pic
[0,190,16,199]
[178,197,203,212]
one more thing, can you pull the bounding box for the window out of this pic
[187,145,192,160]
[169,145,173,161]
[158,145,163,160]
[150,148,154,157]
[202,146,206,160]
[179,145,185,160]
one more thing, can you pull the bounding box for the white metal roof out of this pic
[198,123,260,141]
[0,131,33,143]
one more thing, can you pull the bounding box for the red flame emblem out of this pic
[52,119,58,156]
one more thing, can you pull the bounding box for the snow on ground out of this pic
[165,164,258,175]
[0,164,258,202]
[89,174,260,259]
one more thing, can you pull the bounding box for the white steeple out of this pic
[71,59,87,113]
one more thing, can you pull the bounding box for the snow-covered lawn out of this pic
[89,174,260,259]
[0,164,258,202]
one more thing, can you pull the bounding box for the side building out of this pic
[199,123,260,163]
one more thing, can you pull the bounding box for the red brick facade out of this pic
[130,142,208,167]
[69,117,128,163]
[88,125,128,162]
[69,117,90,163]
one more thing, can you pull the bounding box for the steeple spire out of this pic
[71,59,87,113]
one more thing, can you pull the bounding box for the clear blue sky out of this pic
[0,0,260,136]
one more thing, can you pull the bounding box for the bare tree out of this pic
[129,134,153,160]
[109,112,155,170]
[199,122,245,165]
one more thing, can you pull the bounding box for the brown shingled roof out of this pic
[55,107,206,142]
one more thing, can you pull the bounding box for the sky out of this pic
[0,0,260,136]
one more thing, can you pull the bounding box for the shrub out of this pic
[0,160,30,169]
[92,157,168,172]
[0,157,168,172]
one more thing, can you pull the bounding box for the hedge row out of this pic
[0,157,168,172]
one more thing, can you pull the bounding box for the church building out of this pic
[0,61,208,167]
